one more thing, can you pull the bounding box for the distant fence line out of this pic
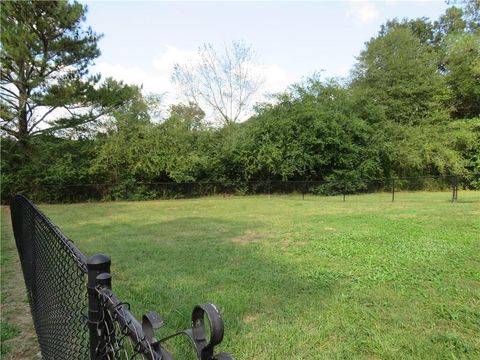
[11,195,233,359]
[11,173,480,203]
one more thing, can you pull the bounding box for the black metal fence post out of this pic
[392,178,395,202]
[456,176,459,202]
[451,175,459,203]
[451,177,454,202]
[87,254,111,360]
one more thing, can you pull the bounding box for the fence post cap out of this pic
[87,253,111,269]
[96,272,112,288]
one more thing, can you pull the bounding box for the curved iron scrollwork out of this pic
[11,195,233,359]
[92,271,233,360]
[152,303,233,360]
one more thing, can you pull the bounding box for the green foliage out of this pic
[153,107,212,182]
[243,79,383,189]
[433,2,480,118]
[448,117,480,187]
[91,101,214,199]
[1,135,97,202]
[443,32,480,118]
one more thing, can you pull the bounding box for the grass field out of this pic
[1,192,480,359]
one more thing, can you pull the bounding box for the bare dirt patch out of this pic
[281,238,309,247]
[1,208,40,359]
[242,314,260,323]
[389,213,418,219]
[230,230,264,244]
[324,227,337,231]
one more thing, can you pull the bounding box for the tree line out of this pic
[1,0,479,202]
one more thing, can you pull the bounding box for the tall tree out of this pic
[169,102,206,131]
[172,40,263,126]
[376,4,479,119]
[0,0,132,151]
[443,31,480,118]
[352,26,450,125]
[435,2,480,118]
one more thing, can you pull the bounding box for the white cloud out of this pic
[93,45,199,109]
[257,63,294,95]
[95,63,152,89]
[324,65,351,80]
[93,45,294,118]
[152,45,199,74]
[347,1,380,24]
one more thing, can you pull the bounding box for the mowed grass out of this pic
[1,191,480,359]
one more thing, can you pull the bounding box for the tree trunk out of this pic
[17,89,31,155]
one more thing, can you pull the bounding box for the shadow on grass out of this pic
[69,216,339,354]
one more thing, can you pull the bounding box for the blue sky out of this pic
[83,1,449,102]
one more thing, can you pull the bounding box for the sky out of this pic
[83,0,449,105]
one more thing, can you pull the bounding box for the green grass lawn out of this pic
[2,192,480,359]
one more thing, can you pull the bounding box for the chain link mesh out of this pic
[11,195,89,359]
[94,287,166,360]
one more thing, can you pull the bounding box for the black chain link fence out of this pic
[10,195,233,360]
[11,194,89,359]
[14,173,480,203]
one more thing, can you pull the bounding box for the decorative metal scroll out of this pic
[10,195,233,360]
